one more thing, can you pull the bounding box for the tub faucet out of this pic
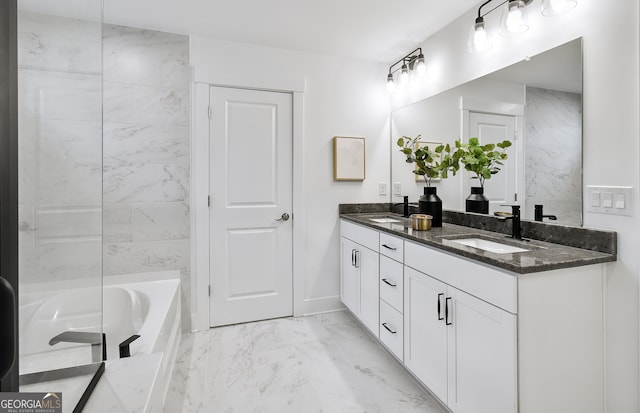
[49,331,106,362]
[119,334,141,358]
[534,204,557,222]
[499,204,523,240]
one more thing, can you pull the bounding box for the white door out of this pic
[467,112,519,214]
[209,86,293,327]
[447,287,517,413]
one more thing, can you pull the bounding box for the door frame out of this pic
[191,81,305,332]
[459,96,525,211]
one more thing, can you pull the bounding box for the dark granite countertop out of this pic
[341,212,616,275]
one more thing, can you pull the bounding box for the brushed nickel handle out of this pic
[275,213,290,222]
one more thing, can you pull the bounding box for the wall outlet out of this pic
[379,182,388,196]
[586,185,633,216]
[393,182,402,196]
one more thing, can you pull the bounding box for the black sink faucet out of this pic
[534,204,558,222]
[393,196,412,218]
[499,204,523,240]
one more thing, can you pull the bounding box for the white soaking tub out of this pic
[20,271,181,408]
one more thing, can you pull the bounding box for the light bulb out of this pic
[501,0,529,36]
[414,54,426,78]
[386,73,396,93]
[467,17,492,53]
[542,0,577,16]
[399,64,409,88]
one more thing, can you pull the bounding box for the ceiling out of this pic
[21,0,480,63]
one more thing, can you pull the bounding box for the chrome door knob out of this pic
[276,213,290,222]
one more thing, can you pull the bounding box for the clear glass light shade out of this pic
[467,21,492,53]
[414,55,427,78]
[386,73,396,93]
[501,0,529,36]
[542,0,577,16]
[399,64,410,88]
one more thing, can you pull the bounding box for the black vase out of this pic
[466,186,489,214]
[418,187,442,227]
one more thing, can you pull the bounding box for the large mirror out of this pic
[391,38,583,226]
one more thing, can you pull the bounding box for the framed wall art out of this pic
[333,136,366,181]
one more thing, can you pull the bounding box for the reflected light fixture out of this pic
[542,0,577,16]
[386,47,426,93]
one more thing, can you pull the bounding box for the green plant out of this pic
[397,135,454,187]
[449,137,512,188]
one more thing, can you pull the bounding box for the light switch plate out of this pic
[586,185,633,216]
[379,182,388,196]
[393,182,402,196]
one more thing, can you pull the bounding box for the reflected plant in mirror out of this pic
[450,137,512,189]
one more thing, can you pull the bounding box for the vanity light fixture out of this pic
[501,0,530,36]
[386,47,426,94]
[468,0,577,53]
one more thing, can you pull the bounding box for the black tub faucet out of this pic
[499,204,523,240]
[534,204,558,222]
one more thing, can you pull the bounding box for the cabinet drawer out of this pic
[405,241,517,314]
[380,299,404,361]
[380,232,404,261]
[380,256,403,312]
[341,220,379,252]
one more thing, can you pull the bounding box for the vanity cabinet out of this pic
[340,221,379,337]
[340,218,605,413]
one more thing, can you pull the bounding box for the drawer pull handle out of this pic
[354,250,360,268]
[382,278,397,287]
[382,322,397,334]
[437,293,444,321]
[445,297,453,326]
[351,249,355,266]
[382,244,397,251]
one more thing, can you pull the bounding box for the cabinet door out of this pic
[340,237,359,314]
[358,245,379,336]
[404,267,448,403]
[447,288,517,413]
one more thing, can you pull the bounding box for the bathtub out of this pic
[20,271,181,405]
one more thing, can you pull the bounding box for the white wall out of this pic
[391,1,639,411]
[190,37,389,317]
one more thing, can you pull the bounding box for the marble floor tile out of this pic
[164,311,447,413]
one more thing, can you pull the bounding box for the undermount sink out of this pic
[447,238,529,254]
[369,217,402,223]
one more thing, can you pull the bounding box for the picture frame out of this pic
[415,141,443,182]
[333,136,366,181]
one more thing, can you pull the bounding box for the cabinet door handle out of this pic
[382,244,397,251]
[382,322,397,334]
[351,249,355,266]
[382,278,397,287]
[445,297,453,326]
[437,293,444,321]
[354,250,360,268]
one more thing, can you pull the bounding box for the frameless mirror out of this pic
[391,38,583,226]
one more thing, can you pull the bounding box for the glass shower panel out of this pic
[16,0,103,410]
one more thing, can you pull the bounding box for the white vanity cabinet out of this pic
[340,219,605,413]
[340,220,380,336]
[404,265,517,413]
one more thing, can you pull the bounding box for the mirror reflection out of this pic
[391,38,582,226]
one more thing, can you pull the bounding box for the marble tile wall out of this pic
[18,12,103,287]
[525,86,582,226]
[101,24,191,329]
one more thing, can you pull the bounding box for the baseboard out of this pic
[302,295,345,315]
